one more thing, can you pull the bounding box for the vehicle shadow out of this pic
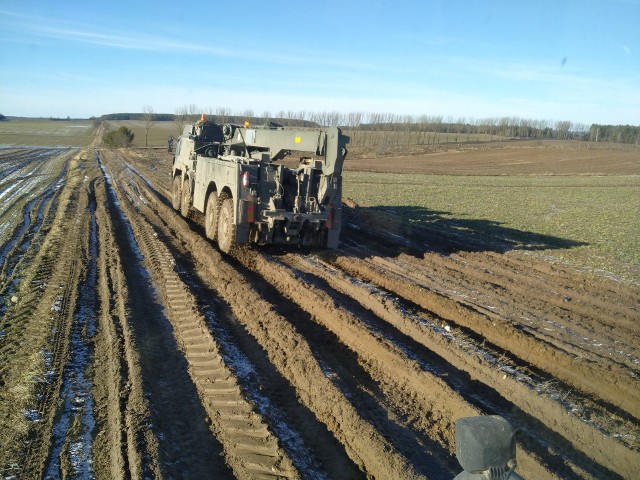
[340,202,587,257]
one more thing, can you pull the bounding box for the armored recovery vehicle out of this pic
[171,115,349,252]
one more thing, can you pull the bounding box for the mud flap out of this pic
[325,206,342,248]
[238,199,254,224]
[236,224,250,244]
[236,199,253,244]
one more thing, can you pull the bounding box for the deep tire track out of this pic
[100,151,298,479]
[278,252,634,476]
[337,223,640,420]
[97,152,235,479]
[0,152,83,478]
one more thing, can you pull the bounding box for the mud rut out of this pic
[0,147,638,479]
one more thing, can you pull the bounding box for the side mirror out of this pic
[453,415,524,479]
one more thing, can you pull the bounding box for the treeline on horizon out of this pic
[84,109,639,145]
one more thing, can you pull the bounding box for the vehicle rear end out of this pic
[242,157,342,248]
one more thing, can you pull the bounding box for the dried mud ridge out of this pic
[0,147,638,479]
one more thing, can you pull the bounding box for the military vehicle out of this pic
[171,115,349,252]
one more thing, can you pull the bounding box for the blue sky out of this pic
[1,0,638,125]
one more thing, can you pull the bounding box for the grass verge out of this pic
[0,120,93,147]
[343,172,640,283]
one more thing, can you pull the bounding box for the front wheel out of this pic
[172,175,181,211]
[217,197,236,253]
[205,191,219,240]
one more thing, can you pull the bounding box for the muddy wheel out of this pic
[205,191,219,240]
[181,178,192,218]
[172,175,181,211]
[217,197,236,253]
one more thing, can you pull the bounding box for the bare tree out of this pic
[174,106,189,135]
[243,109,254,122]
[188,103,199,121]
[215,107,231,124]
[327,111,342,127]
[346,112,363,145]
[555,120,572,140]
[347,112,363,128]
[141,105,155,147]
[573,123,588,140]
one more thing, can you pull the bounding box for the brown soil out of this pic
[0,142,638,479]
[345,139,640,175]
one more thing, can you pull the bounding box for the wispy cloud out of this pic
[42,25,236,55]
[0,8,373,71]
[0,9,235,56]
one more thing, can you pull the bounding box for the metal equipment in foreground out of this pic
[454,415,524,480]
[171,115,349,252]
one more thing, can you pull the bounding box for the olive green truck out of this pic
[171,117,349,252]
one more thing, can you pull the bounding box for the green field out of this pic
[0,119,94,146]
[104,120,182,148]
[344,172,640,283]
[0,119,179,148]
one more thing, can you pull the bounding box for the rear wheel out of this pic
[205,191,219,240]
[172,175,181,211]
[217,197,236,253]
[181,178,192,218]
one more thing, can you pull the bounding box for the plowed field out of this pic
[1,141,638,479]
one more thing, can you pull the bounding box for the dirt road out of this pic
[1,146,638,479]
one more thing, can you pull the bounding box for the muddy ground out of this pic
[345,139,640,175]
[0,142,638,479]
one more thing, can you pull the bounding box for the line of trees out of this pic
[589,124,640,144]
[169,107,584,140]
[100,106,640,145]
[171,105,317,135]
[100,112,174,121]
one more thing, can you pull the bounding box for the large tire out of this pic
[204,191,219,240]
[172,175,182,211]
[217,197,236,253]
[180,178,192,218]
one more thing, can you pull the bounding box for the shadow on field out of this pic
[341,203,587,256]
